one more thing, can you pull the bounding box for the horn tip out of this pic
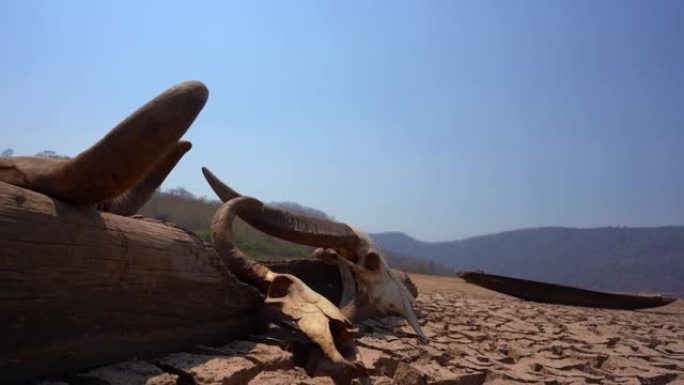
[173,80,209,109]
[178,79,208,93]
[177,140,192,152]
[201,167,242,201]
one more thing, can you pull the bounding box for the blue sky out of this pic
[1,1,683,241]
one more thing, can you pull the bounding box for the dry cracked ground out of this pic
[40,275,684,385]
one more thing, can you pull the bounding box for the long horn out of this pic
[202,167,360,249]
[97,141,192,215]
[210,196,275,292]
[211,196,363,370]
[0,81,208,205]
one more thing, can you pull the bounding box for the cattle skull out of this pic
[209,195,362,370]
[202,168,426,341]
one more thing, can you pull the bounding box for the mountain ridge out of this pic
[371,226,684,297]
[138,187,683,297]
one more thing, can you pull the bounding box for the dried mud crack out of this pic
[39,275,684,385]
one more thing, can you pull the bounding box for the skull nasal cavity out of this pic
[364,252,381,271]
[267,275,294,298]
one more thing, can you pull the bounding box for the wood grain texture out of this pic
[0,181,264,384]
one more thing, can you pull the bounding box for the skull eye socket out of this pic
[364,252,381,271]
[267,275,294,298]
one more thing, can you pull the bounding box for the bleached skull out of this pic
[318,231,426,339]
[202,167,426,341]
[209,195,363,370]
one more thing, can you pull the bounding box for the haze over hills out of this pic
[371,227,684,298]
[132,185,684,298]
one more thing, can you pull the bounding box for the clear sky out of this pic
[1,1,682,241]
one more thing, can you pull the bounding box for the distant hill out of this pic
[139,189,315,261]
[372,227,684,297]
[381,249,456,276]
[372,232,450,259]
[138,189,448,275]
[139,189,682,296]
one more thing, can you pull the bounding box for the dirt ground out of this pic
[42,274,684,385]
[403,274,684,384]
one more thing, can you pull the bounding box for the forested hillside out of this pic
[139,188,314,260]
[138,188,454,275]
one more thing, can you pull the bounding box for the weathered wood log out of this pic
[0,181,264,384]
[458,271,677,310]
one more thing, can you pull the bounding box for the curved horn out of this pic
[97,141,192,216]
[202,167,360,249]
[201,166,241,201]
[0,81,208,205]
[211,196,363,370]
[211,196,276,292]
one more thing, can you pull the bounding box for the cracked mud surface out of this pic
[40,275,684,385]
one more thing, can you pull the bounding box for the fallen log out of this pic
[0,181,265,384]
[458,271,677,310]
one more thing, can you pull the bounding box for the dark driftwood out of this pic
[458,271,677,310]
[0,182,264,384]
